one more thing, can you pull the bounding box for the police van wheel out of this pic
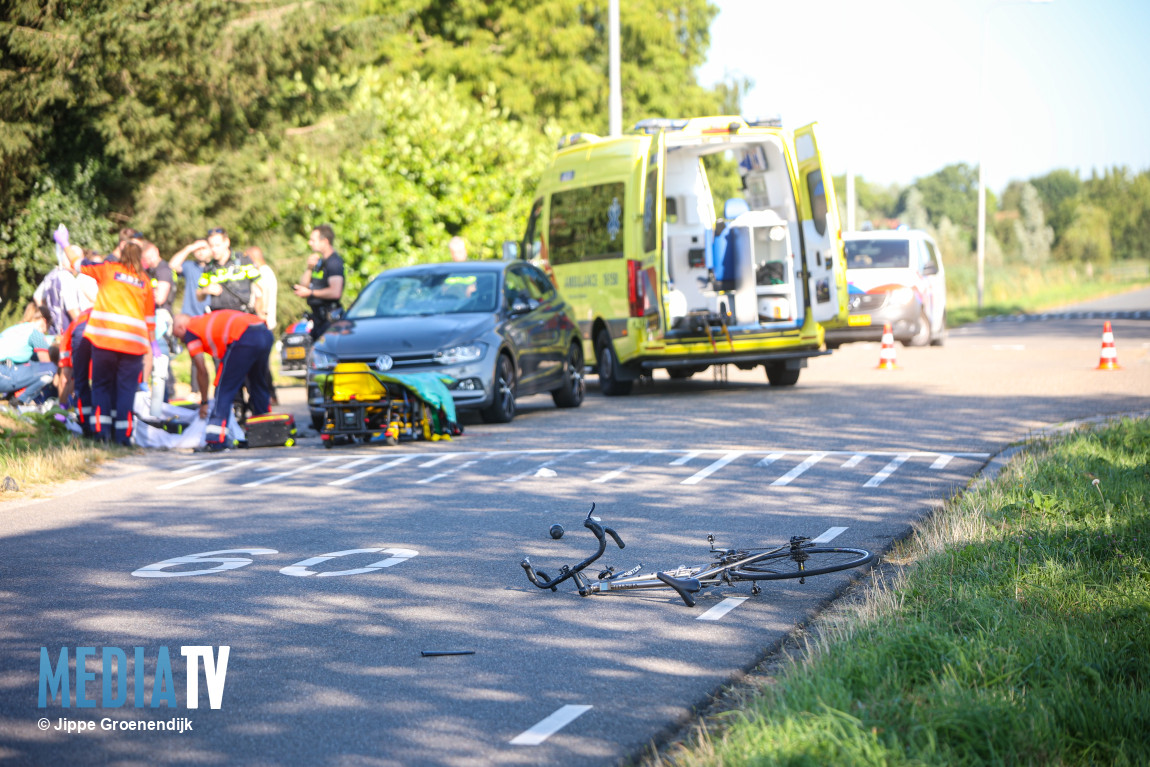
[596,332,633,397]
[907,310,932,347]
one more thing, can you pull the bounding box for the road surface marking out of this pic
[681,451,745,485]
[591,465,633,484]
[840,453,867,468]
[506,450,588,482]
[811,526,848,544]
[172,460,213,474]
[696,596,749,621]
[157,460,258,490]
[254,458,299,472]
[930,454,954,469]
[670,451,702,466]
[864,453,912,487]
[328,455,418,486]
[771,453,826,486]
[243,456,341,487]
[756,453,785,468]
[510,705,593,746]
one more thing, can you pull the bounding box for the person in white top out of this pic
[245,246,278,330]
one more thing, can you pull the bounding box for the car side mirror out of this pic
[502,241,520,261]
[922,263,938,276]
[509,298,538,316]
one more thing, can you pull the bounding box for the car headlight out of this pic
[310,349,338,371]
[434,343,485,365]
[888,287,916,306]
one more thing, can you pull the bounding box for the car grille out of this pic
[849,293,886,311]
[341,353,437,370]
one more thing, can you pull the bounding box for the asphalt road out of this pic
[2,290,1147,766]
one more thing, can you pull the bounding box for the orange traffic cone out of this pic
[1097,321,1120,370]
[876,323,897,370]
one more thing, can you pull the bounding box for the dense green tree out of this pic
[1028,168,1081,243]
[375,0,724,132]
[1012,183,1054,266]
[1080,166,1150,261]
[900,163,982,234]
[1056,203,1112,266]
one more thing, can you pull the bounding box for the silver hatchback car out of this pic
[306,260,585,430]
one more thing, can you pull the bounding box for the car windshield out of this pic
[845,239,910,269]
[347,271,500,319]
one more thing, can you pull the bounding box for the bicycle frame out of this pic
[521,508,874,607]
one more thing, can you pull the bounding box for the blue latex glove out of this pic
[53,224,70,251]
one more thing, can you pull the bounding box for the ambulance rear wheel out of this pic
[765,362,800,387]
[596,331,632,396]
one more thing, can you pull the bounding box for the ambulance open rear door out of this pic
[794,122,847,326]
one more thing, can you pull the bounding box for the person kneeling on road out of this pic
[172,310,274,452]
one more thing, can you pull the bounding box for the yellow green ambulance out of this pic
[512,115,848,394]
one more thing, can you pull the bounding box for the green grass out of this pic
[945,260,1150,327]
[652,417,1150,767]
[0,408,122,495]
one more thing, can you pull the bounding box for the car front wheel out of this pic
[480,353,517,423]
[552,342,585,408]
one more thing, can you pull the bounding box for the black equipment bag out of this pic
[244,413,297,447]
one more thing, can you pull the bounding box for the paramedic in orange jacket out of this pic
[172,309,274,451]
[81,241,154,445]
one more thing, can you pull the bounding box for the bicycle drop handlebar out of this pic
[521,504,625,591]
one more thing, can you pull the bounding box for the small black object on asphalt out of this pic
[549,524,565,539]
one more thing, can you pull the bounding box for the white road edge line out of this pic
[811,526,848,544]
[771,452,826,486]
[681,451,745,485]
[510,704,593,746]
[696,596,749,621]
[864,453,912,487]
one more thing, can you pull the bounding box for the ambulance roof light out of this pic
[631,118,689,134]
[744,114,783,128]
[557,133,602,150]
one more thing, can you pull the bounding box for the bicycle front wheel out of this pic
[732,547,873,581]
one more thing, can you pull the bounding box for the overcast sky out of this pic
[697,0,1150,192]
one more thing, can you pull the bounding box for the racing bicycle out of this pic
[520,505,875,607]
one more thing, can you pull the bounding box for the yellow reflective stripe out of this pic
[91,310,147,330]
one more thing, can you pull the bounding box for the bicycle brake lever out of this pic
[603,526,626,549]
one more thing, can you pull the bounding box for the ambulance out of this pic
[511,115,848,394]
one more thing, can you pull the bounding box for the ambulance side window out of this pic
[549,182,626,265]
[807,169,828,236]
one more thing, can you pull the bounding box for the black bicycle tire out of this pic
[732,547,873,581]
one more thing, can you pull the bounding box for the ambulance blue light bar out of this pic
[631,118,689,134]
[557,133,601,150]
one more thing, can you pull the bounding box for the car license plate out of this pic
[847,314,871,327]
[285,347,306,360]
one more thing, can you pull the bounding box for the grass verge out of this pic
[0,408,123,497]
[946,260,1150,327]
[649,416,1150,766]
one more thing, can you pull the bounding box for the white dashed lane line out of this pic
[864,453,912,488]
[811,526,848,544]
[510,704,593,746]
[328,454,420,486]
[681,451,745,485]
[771,452,827,486]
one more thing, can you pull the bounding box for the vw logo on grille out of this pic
[374,354,394,371]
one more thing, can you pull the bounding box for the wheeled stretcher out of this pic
[317,363,461,447]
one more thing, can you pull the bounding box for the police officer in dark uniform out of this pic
[293,224,344,340]
[197,227,261,314]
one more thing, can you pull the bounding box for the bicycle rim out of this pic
[732,547,873,581]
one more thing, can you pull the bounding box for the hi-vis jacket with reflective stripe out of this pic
[81,262,155,356]
[183,310,264,362]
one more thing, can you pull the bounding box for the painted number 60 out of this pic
[131,548,419,578]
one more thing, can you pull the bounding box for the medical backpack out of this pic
[244,413,297,448]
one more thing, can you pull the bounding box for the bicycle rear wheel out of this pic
[732,547,873,581]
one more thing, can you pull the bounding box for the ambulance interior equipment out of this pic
[663,137,801,335]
